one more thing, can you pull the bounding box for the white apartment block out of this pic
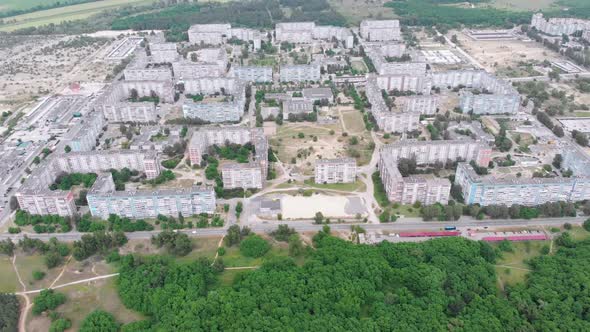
[188,23,231,45]
[381,139,492,168]
[102,102,157,123]
[360,20,401,41]
[16,189,76,217]
[531,13,590,36]
[183,101,244,123]
[124,66,173,81]
[376,74,431,94]
[182,77,242,95]
[221,162,264,189]
[377,112,420,134]
[230,66,273,83]
[188,127,264,165]
[280,64,321,82]
[276,22,315,43]
[366,76,420,133]
[120,80,174,103]
[275,22,353,48]
[460,91,520,115]
[150,43,178,63]
[15,162,77,217]
[583,30,590,42]
[87,173,215,219]
[315,158,357,184]
[174,62,226,79]
[230,28,263,49]
[456,162,590,206]
[430,70,486,89]
[67,111,104,152]
[396,95,440,115]
[55,150,160,179]
[379,153,450,205]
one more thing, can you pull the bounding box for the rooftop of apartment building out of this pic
[457,162,584,186]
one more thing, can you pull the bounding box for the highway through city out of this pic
[0,217,583,242]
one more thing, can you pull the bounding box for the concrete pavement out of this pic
[0,216,582,242]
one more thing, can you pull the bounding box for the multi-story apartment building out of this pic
[381,139,491,168]
[562,143,590,177]
[102,102,157,123]
[182,77,241,95]
[124,66,173,81]
[279,64,321,82]
[366,76,420,133]
[67,111,105,152]
[15,170,77,217]
[360,20,401,41]
[230,66,273,83]
[174,61,226,79]
[583,29,590,42]
[229,28,262,49]
[188,127,267,166]
[531,13,590,36]
[275,22,313,43]
[460,91,520,114]
[315,158,357,184]
[188,23,231,45]
[119,80,174,103]
[221,162,264,189]
[55,150,160,179]
[455,162,590,206]
[275,22,353,48]
[87,173,215,219]
[15,161,78,217]
[396,95,440,115]
[376,74,431,94]
[379,153,451,205]
[182,78,246,123]
[183,101,244,123]
[150,43,178,63]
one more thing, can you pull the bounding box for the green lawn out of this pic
[0,256,18,293]
[390,204,421,218]
[568,226,590,241]
[176,237,222,263]
[574,111,590,117]
[53,279,143,331]
[0,0,156,31]
[493,240,550,287]
[221,244,289,268]
[341,110,366,133]
[303,179,366,192]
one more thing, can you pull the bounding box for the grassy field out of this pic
[222,241,289,268]
[574,111,590,117]
[341,110,366,133]
[0,256,18,293]
[52,279,143,331]
[390,204,421,218]
[328,0,397,25]
[303,179,366,192]
[0,0,156,32]
[488,0,557,11]
[494,240,550,287]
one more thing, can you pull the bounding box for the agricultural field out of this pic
[0,0,156,32]
[327,0,397,25]
[487,0,557,11]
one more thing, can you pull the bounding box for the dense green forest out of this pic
[0,294,19,332]
[385,0,530,29]
[386,0,590,29]
[111,0,345,41]
[115,233,590,331]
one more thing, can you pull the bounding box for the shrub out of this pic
[239,235,270,258]
[32,270,46,281]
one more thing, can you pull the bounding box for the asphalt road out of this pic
[0,217,582,242]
